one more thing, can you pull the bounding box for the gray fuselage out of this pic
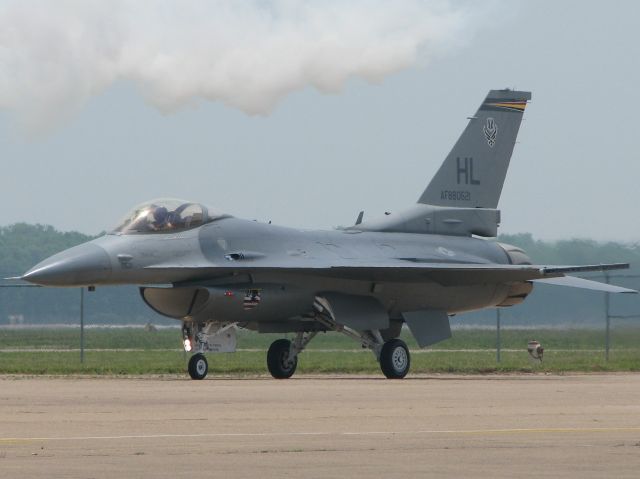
[26,216,526,331]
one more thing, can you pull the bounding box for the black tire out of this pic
[188,353,208,380]
[379,339,410,379]
[267,339,298,379]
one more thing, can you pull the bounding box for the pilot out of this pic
[150,206,169,231]
[166,210,181,229]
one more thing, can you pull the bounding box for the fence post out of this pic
[604,272,610,362]
[80,287,85,364]
[496,308,501,363]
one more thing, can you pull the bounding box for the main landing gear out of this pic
[379,338,410,379]
[182,318,411,381]
[266,332,317,379]
[265,297,411,380]
[314,298,411,379]
[265,333,410,380]
[267,339,297,379]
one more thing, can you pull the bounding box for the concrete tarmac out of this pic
[1,374,640,478]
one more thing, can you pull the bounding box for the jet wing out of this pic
[316,262,634,290]
[151,260,635,292]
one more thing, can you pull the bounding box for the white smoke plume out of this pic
[0,0,484,131]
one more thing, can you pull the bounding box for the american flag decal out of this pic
[243,289,261,310]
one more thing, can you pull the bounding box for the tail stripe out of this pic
[481,100,527,112]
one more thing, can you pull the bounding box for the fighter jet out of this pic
[21,89,636,380]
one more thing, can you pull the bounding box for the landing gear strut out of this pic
[313,297,412,379]
[182,321,237,380]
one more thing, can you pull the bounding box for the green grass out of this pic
[0,349,639,375]
[4,327,640,350]
[1,327,639,375]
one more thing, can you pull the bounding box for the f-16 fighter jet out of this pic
[21,89,636,380]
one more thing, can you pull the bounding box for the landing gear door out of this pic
[184,322,237,353]
[402,310,451,348]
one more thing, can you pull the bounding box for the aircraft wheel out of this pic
[380,339,410,379]
[188,353,208,380]
[267,339,298,379]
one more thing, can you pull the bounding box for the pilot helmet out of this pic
[153,206,168,223]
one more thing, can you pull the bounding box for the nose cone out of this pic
[22,242,112,286]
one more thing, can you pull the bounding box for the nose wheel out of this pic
[188,353,208,380]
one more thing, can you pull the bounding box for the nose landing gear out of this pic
[182,321,237,380]
[188,353,208,380]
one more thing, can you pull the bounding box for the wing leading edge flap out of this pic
[540,263,629,275]
[403,310,452,348]
[533,276,637,294]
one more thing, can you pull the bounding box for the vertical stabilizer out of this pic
[418,89,531,209]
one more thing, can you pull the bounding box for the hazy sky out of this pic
[1,0,639,242]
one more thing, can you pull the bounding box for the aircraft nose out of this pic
[22,242,112,286]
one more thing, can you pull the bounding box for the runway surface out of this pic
[1,374,640,478]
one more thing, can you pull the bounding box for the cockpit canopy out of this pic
[112,198,225,235]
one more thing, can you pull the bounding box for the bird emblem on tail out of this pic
[483,117,497,147]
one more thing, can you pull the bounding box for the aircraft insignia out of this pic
[483,117,497,147]
[243,289,262,310]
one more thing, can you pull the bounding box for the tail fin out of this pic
[418,89,531,209]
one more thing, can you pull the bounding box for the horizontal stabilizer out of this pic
[533,276,637,294]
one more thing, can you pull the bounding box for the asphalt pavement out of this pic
[1,374,639,478]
